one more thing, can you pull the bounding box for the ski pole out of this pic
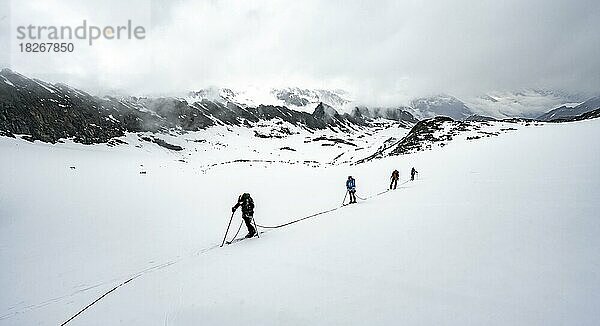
[227,220,243,244]
[220,211,235,247]
[341,190,348,206]
[252,216,260,238]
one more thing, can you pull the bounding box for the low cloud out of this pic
[3,0,599,103]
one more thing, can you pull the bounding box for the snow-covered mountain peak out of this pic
[409,94,473,120]
[187,87,239,104]
[463,89,589,119]
[186,86,351,112]
[271,87,351,109]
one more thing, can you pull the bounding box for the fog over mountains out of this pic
[187,84,593,119]
[188,85,598,121]
[1,68,599,145]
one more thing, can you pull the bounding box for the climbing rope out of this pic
[354,193,368,201]
[355,179,411,201]
[256,207,340,229]
[60,177,416,325]
[256,178,412,229]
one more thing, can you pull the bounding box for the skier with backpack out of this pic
[390,169,400,189]
[231,193,257,238]
[346,176,357,204]
[411,167,418,181]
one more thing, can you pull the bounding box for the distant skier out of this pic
[232,193,257,238]
[411,167,418,181]
[390,169,400,190]
[346,176,357,204]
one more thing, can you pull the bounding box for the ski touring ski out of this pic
[226,232,264,245]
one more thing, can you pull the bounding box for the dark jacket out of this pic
[233,193,254,214]
[391,170,399,180]
[346,178,356,190]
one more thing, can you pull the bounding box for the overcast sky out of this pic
[1,0,599,102]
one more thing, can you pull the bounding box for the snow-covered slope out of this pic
[2,118,599,325]
[537,96,600,121]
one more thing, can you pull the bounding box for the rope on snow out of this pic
[257,178,412,229]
